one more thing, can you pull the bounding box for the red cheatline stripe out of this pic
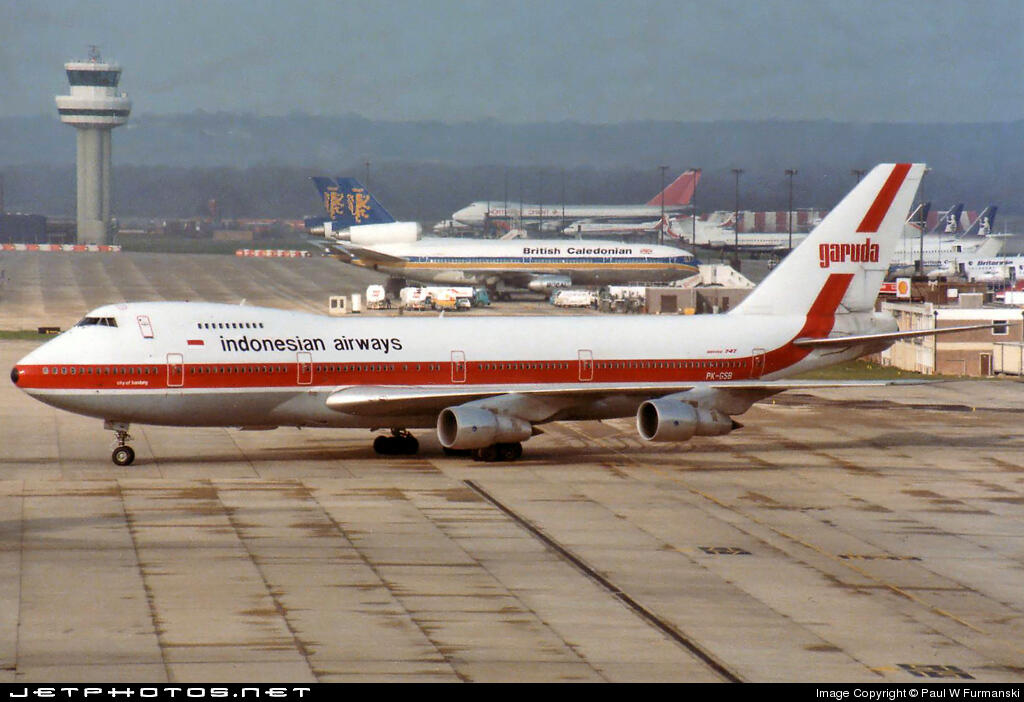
[857,163,912,233]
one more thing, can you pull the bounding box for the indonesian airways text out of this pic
[220,335,403,354]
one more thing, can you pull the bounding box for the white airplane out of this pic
[334,238,701,294]
[956,255,1024,283]
[11,164,994,467]
[450,170,701,230]
[667,214,811,253]
[309,177,700,294]
[891,205,1002,270]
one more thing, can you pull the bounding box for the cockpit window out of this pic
[75,316,118,327]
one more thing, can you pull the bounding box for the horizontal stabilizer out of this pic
[793,323,1006,348]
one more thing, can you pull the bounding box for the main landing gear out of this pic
[471,442,523,462]
[373,429,420,456]
[105,420,135,466]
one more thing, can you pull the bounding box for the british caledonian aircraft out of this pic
[309,177,701,295]
[10,164,993,466]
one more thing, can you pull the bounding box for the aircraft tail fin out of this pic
[311,177,395,226]
[732,163,925,317]
[646,169,701,207]
[928,203,964,235]
[961,205,997,238]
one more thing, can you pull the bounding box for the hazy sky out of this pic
[1,0,1018,123]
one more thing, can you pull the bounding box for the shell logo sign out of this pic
[896,277,912,299]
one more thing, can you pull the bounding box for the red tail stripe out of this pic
[857,163,912,233]
[798,273,854,339]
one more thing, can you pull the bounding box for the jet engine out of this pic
[437,406,533,450]
[527,275,572,293]
[325,221,421,245]
[636,399,737,442]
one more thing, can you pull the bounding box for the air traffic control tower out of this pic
[55,47,131,245]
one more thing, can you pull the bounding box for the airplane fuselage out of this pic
[348,238,700,287]
[452,202,690,227]
[11,300,889,430]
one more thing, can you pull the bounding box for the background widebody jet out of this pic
[308,177,700,296]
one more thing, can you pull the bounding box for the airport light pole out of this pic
[561,168,566,234]
[918,167,930,274]
[538,170,544,234]
[785,168,798,252]
[731,168,743,252]
[691,167,700,246]
[659,165,668,245]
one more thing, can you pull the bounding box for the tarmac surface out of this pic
[0,251,1022,683]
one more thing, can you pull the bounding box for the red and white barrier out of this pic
[235,249,312,258]
[0,243,121,252]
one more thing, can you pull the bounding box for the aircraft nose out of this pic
[10,365,20,385]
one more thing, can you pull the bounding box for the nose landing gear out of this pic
[105,421,135,466]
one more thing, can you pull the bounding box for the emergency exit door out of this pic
[297,352,313,385]
[750,348,766,379]
[578,349,594,381]
[167,353,184,387]
[451,350,466,383]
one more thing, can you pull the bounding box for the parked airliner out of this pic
[450,169,701,230]
[11,164,992,467]
[891,205,1002,270]
[308,177,701,294]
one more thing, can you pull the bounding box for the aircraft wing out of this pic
[343,245,407,264]
[303,236,354,262]
[325,379,925,418]
[306,238,405,264]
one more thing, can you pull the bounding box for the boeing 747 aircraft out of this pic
[450,170,701,231]
[12,164,993,466]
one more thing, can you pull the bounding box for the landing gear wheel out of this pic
[472,442,523,462]
[373,431,419,456]
[399,435,419,455]
[112,446,135,466]
[473,445,500,462]
[105,421,135,466]
[497,442,523,461]
[373,435,392,455]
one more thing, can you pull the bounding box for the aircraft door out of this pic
[137,315,155,339]
[451,350,466,383]
[578,349,594,381]
[167,353,184,387]
[751,348,766,379]
[297,352,313,385]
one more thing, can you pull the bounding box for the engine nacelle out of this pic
[327,221,421,245]
[437,406,533,450]
[636,399,736,442]
[527,275,572,293]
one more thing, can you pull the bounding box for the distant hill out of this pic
[1,113,1020,221]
